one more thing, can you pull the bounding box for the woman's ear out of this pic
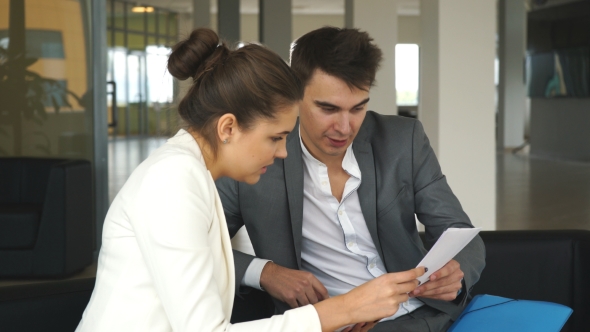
[217,113,238,144]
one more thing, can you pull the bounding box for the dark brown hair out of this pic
[168,28,303,156]
[290,27,383,91]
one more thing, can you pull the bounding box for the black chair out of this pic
[1,230,589,331]
[0,278,95,332]
[0,158,94,277]
[473,230,590,332]
[231,230,590,332]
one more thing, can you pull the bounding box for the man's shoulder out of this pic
[364,110,418,128]
[359,111,419,143]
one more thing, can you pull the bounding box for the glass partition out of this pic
[106,0,178,137]
[0,0,94,160]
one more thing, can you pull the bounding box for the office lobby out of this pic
[1,0,589,331]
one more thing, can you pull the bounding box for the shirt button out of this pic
[347,241,354,247]
[338,210,343,216]
[321,181,328,186]
[369,263,375,268]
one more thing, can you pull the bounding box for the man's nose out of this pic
[334,113,351,135]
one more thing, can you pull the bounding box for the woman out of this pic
[76,28,424,332]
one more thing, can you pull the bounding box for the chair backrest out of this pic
[0,158,67,204]
[473,230,590,332]
[0,278,95,332]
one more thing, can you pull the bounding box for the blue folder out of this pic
[448,294,573,332]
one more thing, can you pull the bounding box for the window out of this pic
[395,44,420,106]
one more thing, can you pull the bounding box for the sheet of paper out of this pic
[416,227,481,284]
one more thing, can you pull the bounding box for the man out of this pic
[217,27,485,331]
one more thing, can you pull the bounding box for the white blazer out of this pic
[76,130,321,332]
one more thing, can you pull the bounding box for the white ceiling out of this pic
[136,0,420,16]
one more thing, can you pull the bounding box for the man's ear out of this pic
[217,113,238,144]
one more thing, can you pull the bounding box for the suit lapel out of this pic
[353,137,385,264]
[284,126,304,269]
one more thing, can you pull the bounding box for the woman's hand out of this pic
[313,267,425,332]
[344,267,426,324]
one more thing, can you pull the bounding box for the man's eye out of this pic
[272,137,283,142]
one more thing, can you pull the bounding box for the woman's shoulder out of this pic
[140,131,208,178]
[122,138,213,199]
[148,143,207,173]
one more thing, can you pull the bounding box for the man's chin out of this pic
[323,145,348,157]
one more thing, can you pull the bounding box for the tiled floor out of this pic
[497,151,590,231]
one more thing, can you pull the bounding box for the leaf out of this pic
[51,95,60,114]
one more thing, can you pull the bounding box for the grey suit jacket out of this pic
[216,111,486,319]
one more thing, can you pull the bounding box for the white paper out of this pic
[415,227,481,284]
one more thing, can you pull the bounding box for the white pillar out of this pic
[420,0,496,230]
[350,0,397,116]
[498,0,526,149]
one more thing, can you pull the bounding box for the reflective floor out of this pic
[497,151,590,231]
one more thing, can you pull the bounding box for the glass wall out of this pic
[0,0,93,160]
[106,0,178,137]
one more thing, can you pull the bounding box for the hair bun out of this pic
[168,28,221,80]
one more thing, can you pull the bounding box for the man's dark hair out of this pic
[290,26,383,91]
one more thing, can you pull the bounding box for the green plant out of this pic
[0,44,82,155]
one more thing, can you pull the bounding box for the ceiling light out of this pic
[132,6,154,13]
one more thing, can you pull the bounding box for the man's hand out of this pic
[259,262,329,308]
[409,259,464,301]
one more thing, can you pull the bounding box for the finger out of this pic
[431,260,460,281]
[342,326,353,332]
[315,289,329,302]
[418,280,463,297]
[296,293,310,307]
[311,278,329,301]
[396,279,421,294]
[388,267,425,283]
[304,284,319,304]
[416,269,463,293]
[351,322,365,332]
[361,321,377,332]
[285,296,299,309]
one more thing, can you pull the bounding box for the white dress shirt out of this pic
[241,129,423,322]
[298,134,424,322]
